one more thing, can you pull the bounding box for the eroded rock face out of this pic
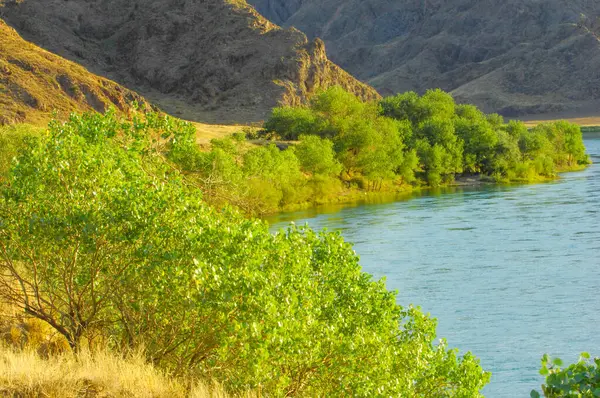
[2,0,378,123]
[250,0,600,117]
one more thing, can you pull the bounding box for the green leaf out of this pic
[530,390,541,398]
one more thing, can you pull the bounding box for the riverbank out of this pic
[265,133,600,397]
[272,163,591,216]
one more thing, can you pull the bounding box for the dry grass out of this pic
[0,344,254,398]
[0,346,182,397]
[521,116,600,128]
[0,19,149,126]
[0,296,252,398]
[192,122,250,144]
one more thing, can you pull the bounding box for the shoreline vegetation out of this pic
[2,88,591,217]
[272,162,590,217]
[167,87,591,216]
[0,86,593,397]
[0,109,491,397]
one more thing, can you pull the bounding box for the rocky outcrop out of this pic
[249,0,600,117]
[0,20,150,126]
[1,0,378,124]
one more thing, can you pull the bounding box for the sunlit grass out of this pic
[0,344,256,398]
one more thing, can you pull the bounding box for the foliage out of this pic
[0,124,43,181]
[0,110,490,396]
[581,126,600,133]
[263,86,590,191]
[170,87,592,214]
[263,107,328,140]
[168,119,346,214]
[168,126,312,214]
[532,353,600,397]
[263,87,418,189]
[296,134,342,176]
[0,110,188,351]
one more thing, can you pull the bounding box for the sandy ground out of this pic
[521,116,600,128]
[517,105,600,127]
[192,122,248,144]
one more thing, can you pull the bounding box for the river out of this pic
[266,133,600,397]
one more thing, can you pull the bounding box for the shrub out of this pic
[532,353,600,397]
[0,124,43,181]
[263,107,327,140]
[0,111,490,396]
[266,86,590,188]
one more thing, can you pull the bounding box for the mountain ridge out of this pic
[1,0,379,124]
[249,0,600,117]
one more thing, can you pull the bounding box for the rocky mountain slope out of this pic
[0,20,150,125]
[1,0,378,124]
[249,0,600,117]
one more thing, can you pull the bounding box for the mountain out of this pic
[0,19,150,126]
[249,0,600,117]
[1,0,378,124]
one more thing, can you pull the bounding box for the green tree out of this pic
[266,86,590,189]
[264,107,327,140]
[551,121,589,166]
[415,117,464,185]
[296,135,342,176]
[380,91,423,124]
[310,85,366,121]
[380,89,455,126]
[242,144,308,212]
[0,111,182,351]
[0,111,491,396]
[0,124,42,182]
[454,105,499,173]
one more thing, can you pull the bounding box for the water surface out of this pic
[267,133,600,397]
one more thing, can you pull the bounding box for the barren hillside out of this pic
[250,0,600,117]
[0,20,149,125]
[1,0,378,124]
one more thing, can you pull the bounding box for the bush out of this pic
[0,124,43,181]
[263,107,327,140]
[263,86,590,193]
[532,353,600,397]
[0,111,490,396]
[296,135,342,177]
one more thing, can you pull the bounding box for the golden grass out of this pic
[0,344,255,398]
[0,296,251,398]
[0,19,149,126]
[192,122,249,144]
[521,116,600,128]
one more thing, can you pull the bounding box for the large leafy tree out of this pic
[0,111,490,396]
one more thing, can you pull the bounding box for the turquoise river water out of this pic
[266,133,600,397]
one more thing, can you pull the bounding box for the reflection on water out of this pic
[267,134,600,397]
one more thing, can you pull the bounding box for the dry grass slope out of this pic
[193,122,249,145]
[0,345,255,398]
[0,19,150,126]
